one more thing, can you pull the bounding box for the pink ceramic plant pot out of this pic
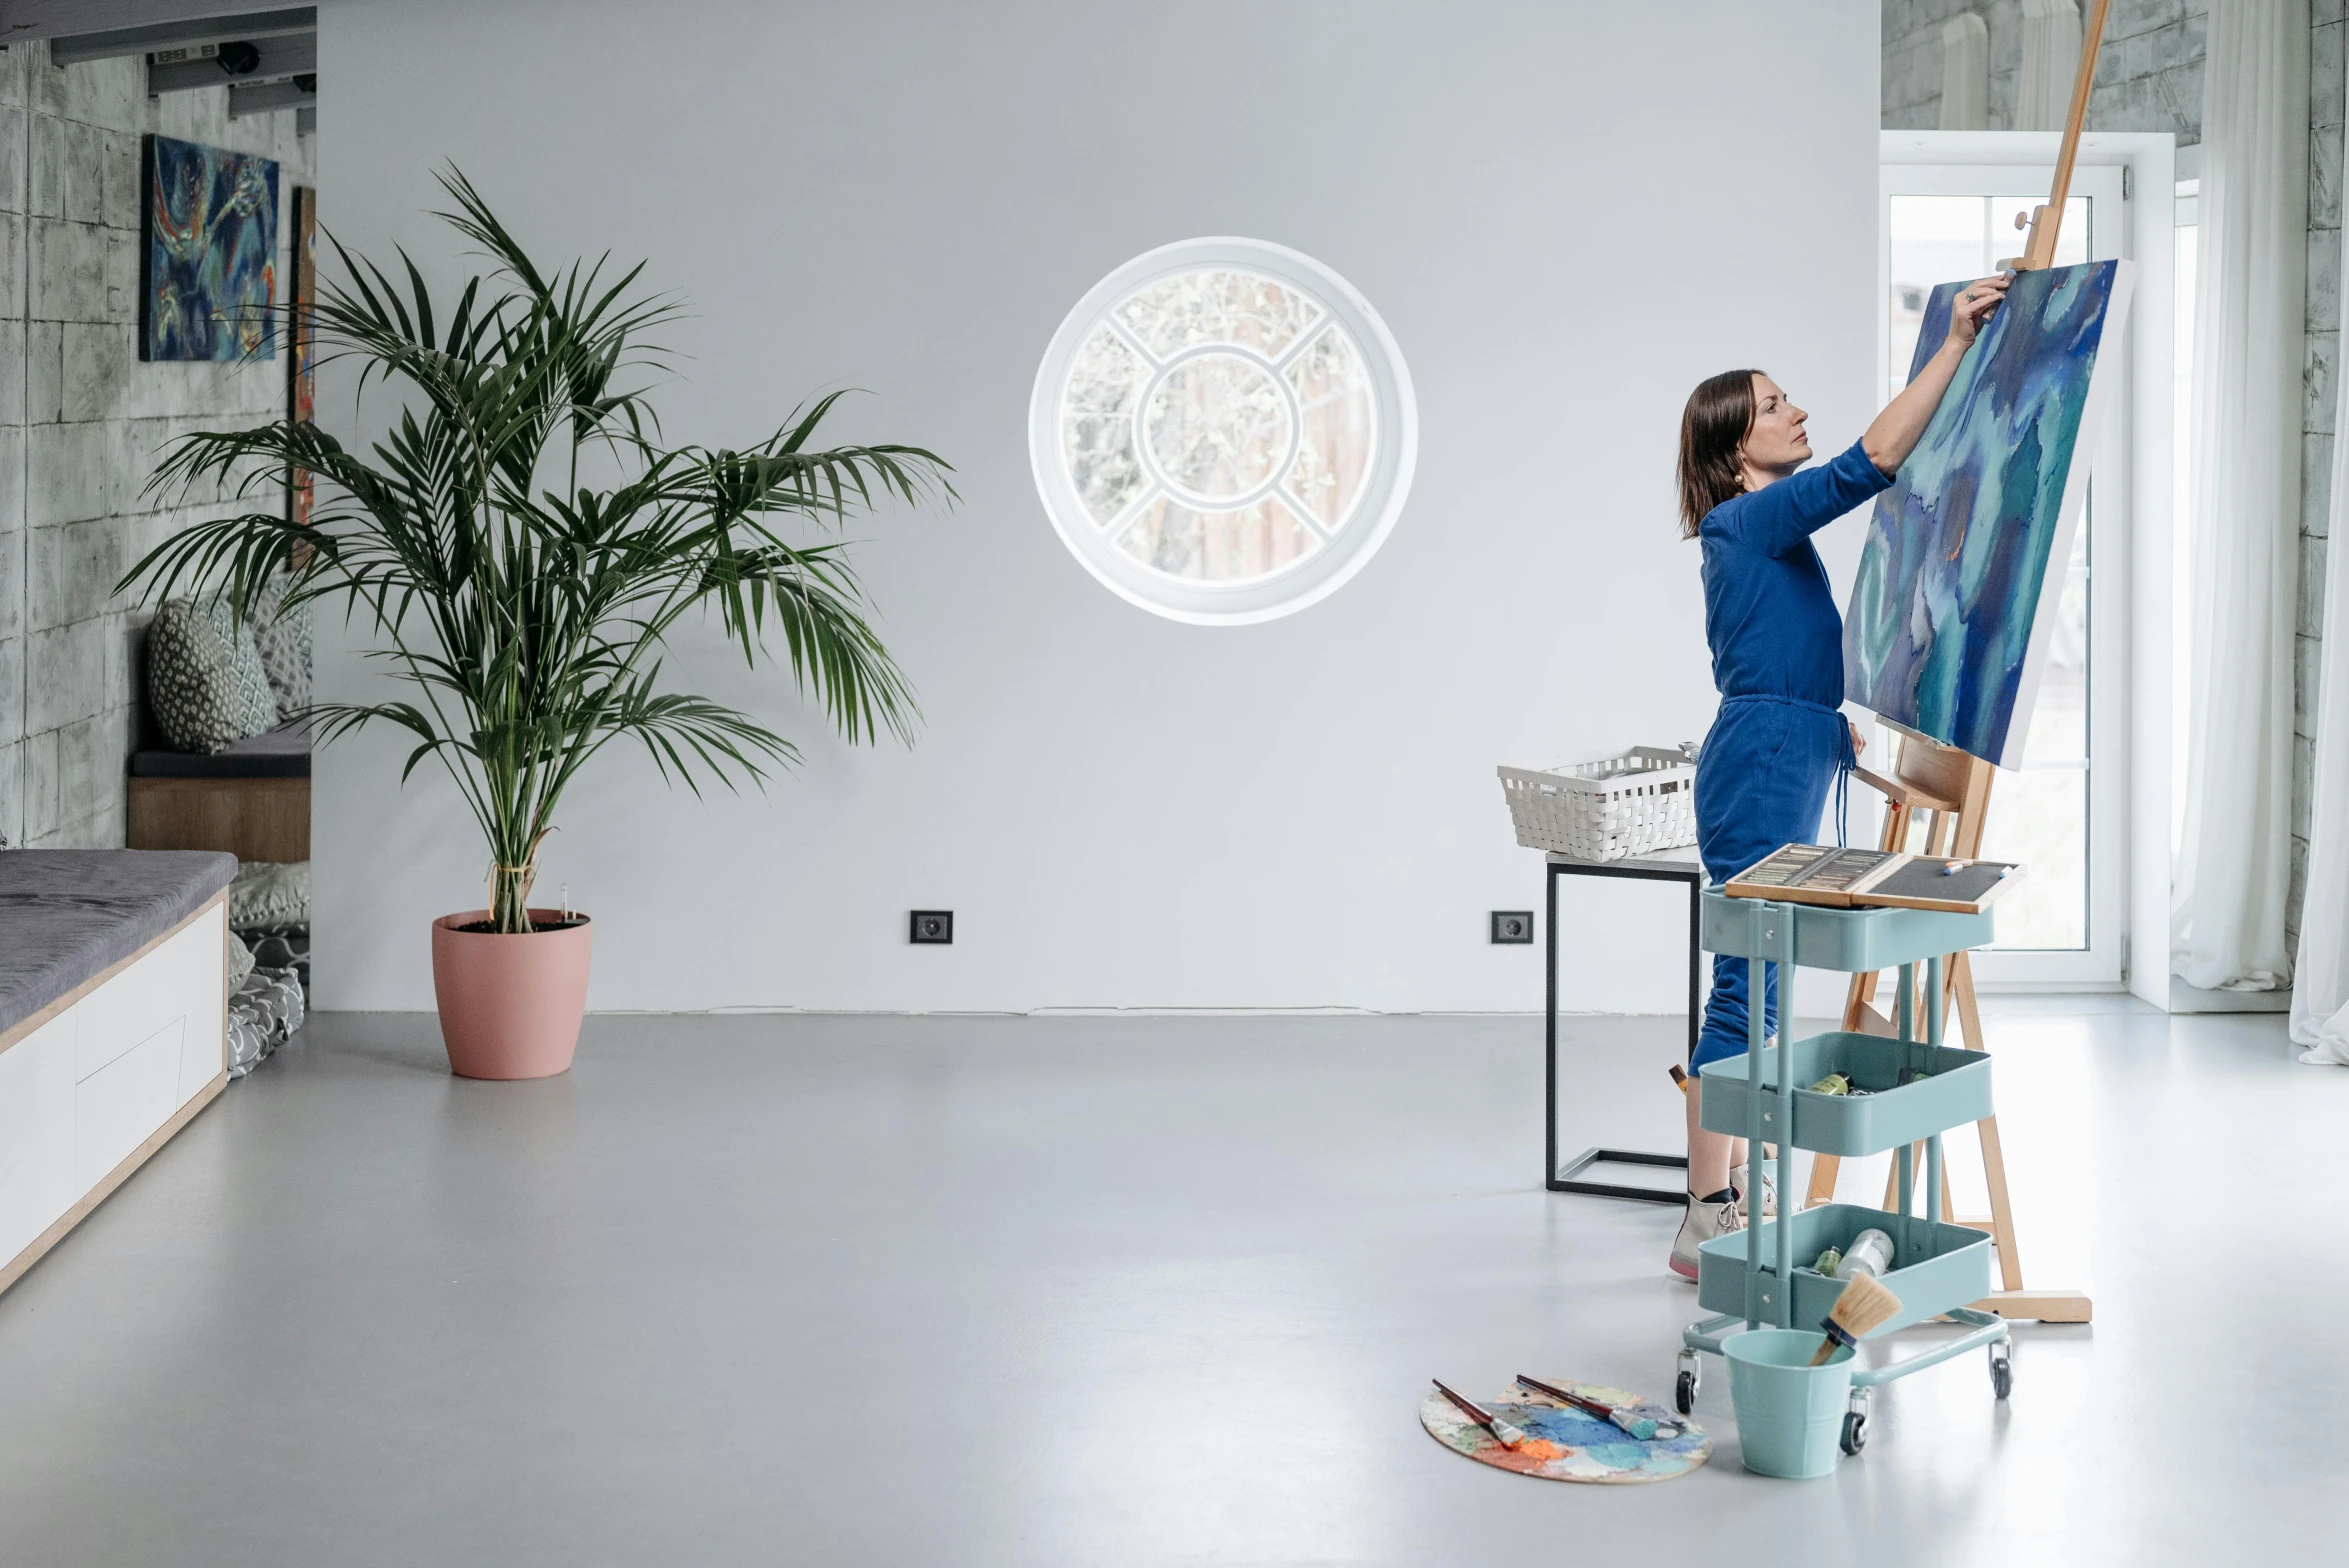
[429,908,592,1080]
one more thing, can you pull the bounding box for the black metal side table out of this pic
[1545,847,1704,1203]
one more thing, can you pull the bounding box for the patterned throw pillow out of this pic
[147,597,278,753]
[228,859,310,930]
[251,573,312,721]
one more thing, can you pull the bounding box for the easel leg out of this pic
[1949,949,1986,1053]
[1976,1113,2026,1292]
[1936,940,2022,1286]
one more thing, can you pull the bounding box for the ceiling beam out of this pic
[34,6,313,65]
[148,30,313,92]
[3,1,295,43]
[226,76,312,118]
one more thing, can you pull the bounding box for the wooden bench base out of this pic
[128,776,310,863]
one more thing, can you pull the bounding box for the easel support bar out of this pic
[2019,0,2112,270]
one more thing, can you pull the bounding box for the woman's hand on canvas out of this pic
[1945,273,2011,349]
[1869,274,2013,472]
[1849,720,1868,756]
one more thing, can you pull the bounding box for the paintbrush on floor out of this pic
[1430,1379,1525,1448]
[1513,1374,1680,1441]
[1807,1271,1905,1365]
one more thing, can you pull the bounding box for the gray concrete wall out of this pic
[0,42,313,849]
[1885,0,2208,136]
[1885,1,2335,953]
[2298,10,2344,943]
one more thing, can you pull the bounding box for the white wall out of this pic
[314,0,1883,1013]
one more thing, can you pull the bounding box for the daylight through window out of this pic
[1030,239,1416,624]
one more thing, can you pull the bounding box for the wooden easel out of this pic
[1798,0,2112,1326]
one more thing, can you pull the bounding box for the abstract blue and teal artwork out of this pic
[140,134,279,361]
[1843,260,2134,767]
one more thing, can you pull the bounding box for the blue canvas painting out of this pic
[140,134,279,362]
[1843,259,2134,766]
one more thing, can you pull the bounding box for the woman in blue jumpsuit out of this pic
[1666,274,2010,1278]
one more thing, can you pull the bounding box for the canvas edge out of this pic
[136,132,157,362]
[1989,257,2139,769]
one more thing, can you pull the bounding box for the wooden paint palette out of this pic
[1418,1381,1709,1484]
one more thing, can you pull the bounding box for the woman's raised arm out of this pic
[1862,274,2009,475]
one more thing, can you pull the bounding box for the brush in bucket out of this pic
[1808,1273,1903,1364]
[1726,1277,1906,1478]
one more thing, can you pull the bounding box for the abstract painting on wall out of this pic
[140,134,279,362]
[1843,259,2135,767]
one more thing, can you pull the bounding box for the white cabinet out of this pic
[0,900,228,1295]
[0,1010,75,1265]
[76,909,219,1084]
[74,1018,187,1193]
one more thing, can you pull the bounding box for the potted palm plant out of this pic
[121,172,952,1079]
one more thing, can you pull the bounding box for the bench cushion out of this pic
[0,850,238,1039]
[130,724,311,778]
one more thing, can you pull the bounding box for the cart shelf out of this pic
[1699,889,1993,973]
[1697,1032,1993,1156]
[1697,1204,1994,1335]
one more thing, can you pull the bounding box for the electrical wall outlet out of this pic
[1490,911,1534,944]
[910,910,954,944]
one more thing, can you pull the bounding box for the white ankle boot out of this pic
[1669,1190,1742,1279]
[1731,1159,1778,1219]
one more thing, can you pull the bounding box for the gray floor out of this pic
[1,1007,2343,1565]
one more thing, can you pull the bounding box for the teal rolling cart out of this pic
[1676,891,2013,1456]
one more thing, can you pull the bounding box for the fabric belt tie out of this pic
[1716,693,1858,847]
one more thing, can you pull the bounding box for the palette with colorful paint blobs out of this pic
[1419,1380,1710,1483]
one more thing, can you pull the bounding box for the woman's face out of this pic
[1739,374,1811,477]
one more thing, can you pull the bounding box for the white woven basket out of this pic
[1497,746,1699,862]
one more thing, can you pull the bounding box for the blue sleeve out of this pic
[1715,440,1894,557]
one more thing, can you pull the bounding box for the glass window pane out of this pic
[1035,240,1413,622]
[1062,328,1149,526]
[1283,327,1374,531]
[1887,194,2089,398]
[2173,208,2199,859]
[1975,766,2088,949]
[1887,195,1987,400]
[1114,269,1322,359]
[2021,527,2090,766]
[1144,352,1293,505]
[1117,497,1321,581]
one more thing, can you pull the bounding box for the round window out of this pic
[1029,238,1417,625]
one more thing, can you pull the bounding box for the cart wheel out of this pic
[1675,1369,1699,1416]
[1990,1347,2013,1400]
[1840,1411,1868,1455]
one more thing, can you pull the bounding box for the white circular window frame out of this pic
[1028,237,1418,626]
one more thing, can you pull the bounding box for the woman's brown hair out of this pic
[1677,368,1761,539]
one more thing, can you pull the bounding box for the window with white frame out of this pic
[1028,238,1417,625]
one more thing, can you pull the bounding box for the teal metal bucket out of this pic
[1725,1328,1853,1479]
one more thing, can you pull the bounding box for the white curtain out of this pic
[2017,0,2083,132]
[2175,0,2308,993]
[1940,15,1991,132]
[2294,120,2349,1064]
